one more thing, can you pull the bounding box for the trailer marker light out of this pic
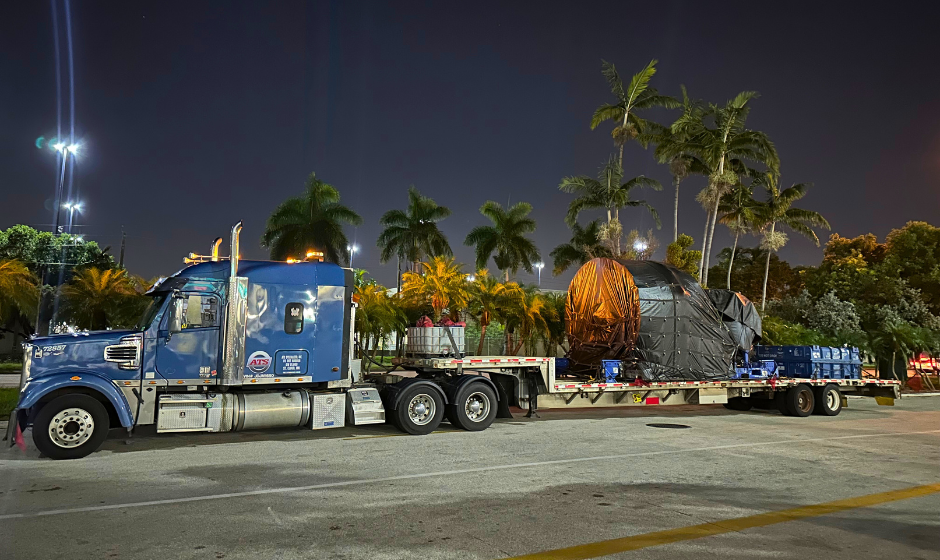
[177,381,184,384]
[297,378,303,381]
[250,379,258,383]
[275,379,281,382]
[70,376,81,380]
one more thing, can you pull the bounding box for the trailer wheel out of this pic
[446,382,497,431]
[723,397,753,411]
[32,394,110,460]
[393,385,444,435]
[780,384,815,418]
[813,384,842,416]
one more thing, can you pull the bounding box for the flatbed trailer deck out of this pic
[389,356,901,417]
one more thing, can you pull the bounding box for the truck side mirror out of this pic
[167,296,184,338]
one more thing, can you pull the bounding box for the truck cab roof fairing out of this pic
[170,260,347,286]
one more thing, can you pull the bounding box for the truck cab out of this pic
[7,223,364,459]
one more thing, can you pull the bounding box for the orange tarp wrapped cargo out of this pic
[565,258,641,368]
[566,258,738,380]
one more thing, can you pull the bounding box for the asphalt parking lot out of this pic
[1,397,939,560]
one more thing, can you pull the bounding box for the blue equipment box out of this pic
[732,359,776,379]
[555,358,570,374]
[601,360,620,382]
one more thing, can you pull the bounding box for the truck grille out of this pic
[105,334,142,370]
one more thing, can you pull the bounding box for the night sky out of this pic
[2,1,937,290]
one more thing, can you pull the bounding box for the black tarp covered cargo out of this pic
[566,258,737,380]
[706,289,762,353]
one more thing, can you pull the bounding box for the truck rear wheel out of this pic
[32,394,110,460]
[393,385,444,435]
[446,383,497,431]
[780,384,815,418]
[813,384,842,416]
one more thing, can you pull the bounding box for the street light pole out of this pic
[535,262,544,287]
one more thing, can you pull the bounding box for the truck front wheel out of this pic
[393,385,444,435]
[33,394,110,460]
[446,383,497,431]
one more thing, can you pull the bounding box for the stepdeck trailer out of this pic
[389,356,901,418]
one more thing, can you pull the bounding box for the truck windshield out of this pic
[136,294,168,330]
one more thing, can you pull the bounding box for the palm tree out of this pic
[504,284,550,355]
[717,181,760,290]
[559,157,661,255]
[549,220,612,275]
[590,59,677,171]
[355,281,406,365]
[464,201,540,282]
[467,270,520,355]
[541,291,568,357]
[0,259,39,328]
[377,186,452,282]
[401,256,470,323]
[647,85,705,243]
[60,267,144,330]
[753,174,830,312]
[686,92,779,285]
[261,173,363,265]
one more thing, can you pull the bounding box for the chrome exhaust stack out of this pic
[221,221,247,386]
[230,222,242,277]
[210,237,223,261]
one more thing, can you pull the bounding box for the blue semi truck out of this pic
[5,223,901,459]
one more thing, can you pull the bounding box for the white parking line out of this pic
[2,429,938,520]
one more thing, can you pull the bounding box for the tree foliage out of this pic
[355,281,406,362]
[377,186,452,271]
[0,260,39,326]
[59,267,149,331]
[709,246,804,302]
[0,225,115,278]
[665,234,701,276]
[401,256,470,322]
[464,201,540,280]
[550,220,612,275]
[261,173,362,265]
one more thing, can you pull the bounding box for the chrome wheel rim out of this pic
[798,391,813,413]
[464,391,491,422]
[408,394,436,426]
[826,390,838,411]
[49,407,94,449]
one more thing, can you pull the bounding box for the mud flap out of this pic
[489,374,516,419]
[4,409,19,446]
[875,396,895,406]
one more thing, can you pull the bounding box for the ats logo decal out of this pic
[246,351,272,374]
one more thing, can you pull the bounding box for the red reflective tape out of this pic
[645,397,660,405]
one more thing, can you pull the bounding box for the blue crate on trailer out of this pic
[555,358,570,374]
[843,364,861,379]
[776,361,816,378]
[601,360,620,382]
[754,345,822,361]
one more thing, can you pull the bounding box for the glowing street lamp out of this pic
[347,244,360,268]
[535,262,545,287]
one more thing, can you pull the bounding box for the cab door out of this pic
[156,293,221,382]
